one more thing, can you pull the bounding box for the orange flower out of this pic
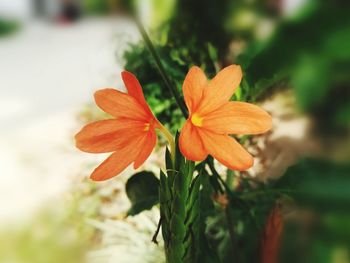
[75,71,161,181]
[179,65,272,170]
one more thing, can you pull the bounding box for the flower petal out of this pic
[90,136,144,181]
[94,88,149,120]
[75,119,146,153]
[121,71,154,117]
[197,129,253,170]
[133,128,157,169]
[203,101,272,135]
[179,120,207,161]
[197,65,242,115]
[182,66,207,114]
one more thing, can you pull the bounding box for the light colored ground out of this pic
[0,18,139,223]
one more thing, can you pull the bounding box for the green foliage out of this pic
[125,171,160,216]
[160,136,201,263]
[239,1,350,131]
[82,0,109,14]
[197,158,350,262]
[274,158,350,212]
[0,18,19,37]
[273,158,350,263]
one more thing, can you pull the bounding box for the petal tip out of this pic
[190,65,201,71]
[133,160,142,170]
[259,110,273,133]
[226,157,254,171]
[230,64,243,76]
[265,115,273,132]
[121,70,133,78]
[93,88,115,100]
[240,156,254,171]
[90,173,103,181]
[90,170,117,182]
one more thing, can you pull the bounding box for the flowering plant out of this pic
[73,2,350,262]
[76,59,273,262]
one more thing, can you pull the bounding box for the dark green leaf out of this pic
[165,146,173,171]
[125,171,160,216]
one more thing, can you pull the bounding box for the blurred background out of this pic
[0,0,349,262]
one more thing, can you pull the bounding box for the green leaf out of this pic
[125,171,160,216]
[274,158,350,211]
[174,132,185,171]
[165,146,173,171]
[159,170,171,223]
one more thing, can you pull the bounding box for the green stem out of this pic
[157,123,176,165]
[134,16,188,118]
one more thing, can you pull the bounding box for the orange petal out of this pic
[179,120,207,161]
[197,129,253,170]
[133,128,157,169]
[197,65,242,115]
[94,89,149,120]
[203,102,272,135]
[121,71,154,117]
[90,135,144,181]
[75,119,146,153]
[182,66,207,114]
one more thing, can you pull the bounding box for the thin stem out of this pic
[134,16,188,118]
[152,217,163,245]
[157,123,176,165]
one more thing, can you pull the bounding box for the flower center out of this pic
[144,123,151,131]
[191,113,203,127]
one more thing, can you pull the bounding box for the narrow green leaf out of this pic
[165,146,173,170]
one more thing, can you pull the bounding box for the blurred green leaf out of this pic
[0,18,19,37]
[242,4,350,86]
[237,2,350,133]
[292,55,330,110]
[82,0,110,14]
[274,158,350,211]
[125,171,160,216]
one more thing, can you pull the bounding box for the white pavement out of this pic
[0,18,139,223]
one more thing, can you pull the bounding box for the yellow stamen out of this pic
[144,123,150,131]
[191,113,203,127]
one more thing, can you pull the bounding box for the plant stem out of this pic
[157,123,176,165]
[134,16,188,118]
[151,217,162,244]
